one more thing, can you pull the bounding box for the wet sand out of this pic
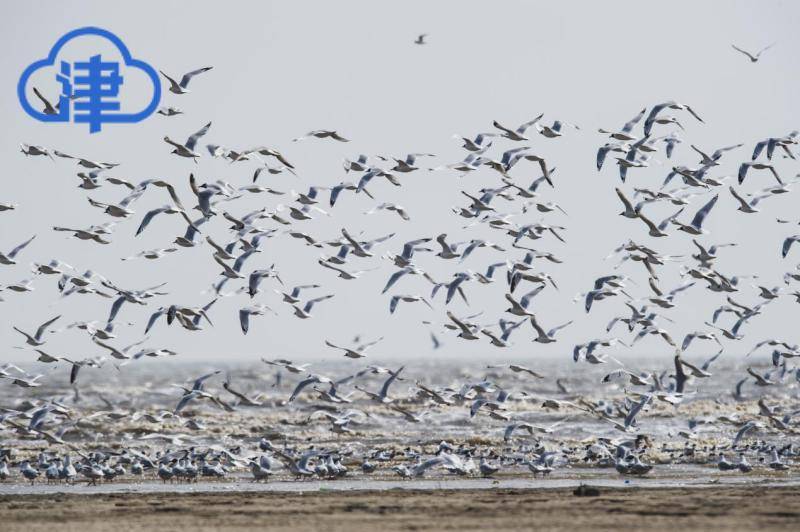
[1,485,798,531]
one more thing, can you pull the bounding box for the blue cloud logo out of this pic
[18,27,161,133]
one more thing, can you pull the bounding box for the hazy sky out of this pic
[1,1,799,368]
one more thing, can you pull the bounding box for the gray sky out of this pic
[1,1,799,367]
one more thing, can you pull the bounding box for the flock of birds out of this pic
[1,39,799,487]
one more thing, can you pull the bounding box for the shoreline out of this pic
[0,468,797,496]
[1,485,799,531]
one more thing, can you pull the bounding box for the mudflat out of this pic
[1,485,798,531]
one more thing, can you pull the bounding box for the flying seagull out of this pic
[159,67,213,94]
[325,337,383,359]
[731,43,775,63]
[13,315,61,346]
[164,122,212,161]
[0,235,36,265]
[293,130,349,142]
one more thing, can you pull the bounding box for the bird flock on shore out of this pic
[1,39,799,487]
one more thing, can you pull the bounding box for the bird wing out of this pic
[341,228,368,254]
[690,144,712,162]
[92,339,125,359]
[436,233,453,253]
[136,206,169,236]
[238,309,251,334]
[658,208,684,231]
[159,70,182,91]
[449,310,475,332]
[318,259,348,276]
[515,114,544,135]
[190,370,220,391]
[33,315,61,341]
[728,186,752,210]
[637,213,660,234]
[329,131,350,142]
[529,316,548,338]
[390,295,406,314]
[174,392,196,414]
[233,249,257,273]
[185,122,212,151]
[382,268,410,293]
[206,236,229,257]
[622,108,647,134]
[644,102,670,135]
[179,67,212,89]
[711,143,743,160]
[492,120,516,136]
[359,336,384,351]
[615,188,635,213]
[548,320,573,338]
[689,194,719,229]
[624,394,651,428]
[756,42,776,56]
[324,340,346,352]
[701,351,722,371]
[8,235,36,259]
[304,294,334,313]
[32,87,55,112]
[289,377,318,402]
[782,235,800,258]
[379,367,404,398]
[145,308,167,334]
[731,45,756,61]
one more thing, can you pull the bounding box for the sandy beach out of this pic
[1,485,798,531]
